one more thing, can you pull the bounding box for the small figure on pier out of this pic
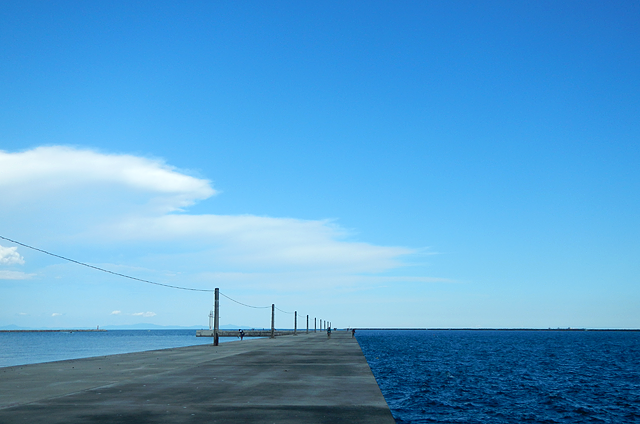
[239,329,245,340]
[351,329,356,338]
[327,327,332,338]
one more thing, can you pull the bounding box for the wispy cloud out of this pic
[102,214,413,273]
[51,313,62,317]
[0,245,25,265]
[0,270,34,280]
[132,312,156,317]
[111,310,122,315]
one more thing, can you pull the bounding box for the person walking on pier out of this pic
[351,329,356,338]
[327,327,332,338]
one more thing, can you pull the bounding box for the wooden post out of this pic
[306,315,309,334]
[214,288,219,346]
[314,317,316,332]
[294,311,297,335]
[270,304,275,339]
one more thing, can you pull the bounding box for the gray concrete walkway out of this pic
[0,331,395,423]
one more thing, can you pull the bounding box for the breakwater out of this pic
[0,331,394,423]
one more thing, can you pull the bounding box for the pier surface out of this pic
[0,331,395,423]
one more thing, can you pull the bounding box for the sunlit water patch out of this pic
[0,330,233,367]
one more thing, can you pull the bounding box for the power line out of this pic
[276,307,294,314]
[219,291,270,309]
[2,234,303,315]
[0,235,213,293]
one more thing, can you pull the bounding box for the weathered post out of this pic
[294,311,297,335]
[270,304,275,339]
[306,315,309,334]
[314,317,316,332]
[214,288,220,346]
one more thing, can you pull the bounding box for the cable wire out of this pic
[219,291,271,309]
[0,235,213,292]
[2,235,302,314]
[276,307,294,314]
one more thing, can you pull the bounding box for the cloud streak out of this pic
[0,270,34,280]
[102,214,413,273]
[132,312,156,317]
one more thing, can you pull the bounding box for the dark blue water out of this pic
[357,330,640,424]
[0,330,225,368]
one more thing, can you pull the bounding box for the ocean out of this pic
[357,329,640,423]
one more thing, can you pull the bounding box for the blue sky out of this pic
[1,1,638,329]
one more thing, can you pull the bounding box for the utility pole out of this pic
[214,288,220,346]
[294,311,297,335]
[270,304,275,339]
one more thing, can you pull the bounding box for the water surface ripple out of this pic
[357,330,640,423]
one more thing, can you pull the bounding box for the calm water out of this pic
[357,330,640,424]
[0,330,222,368]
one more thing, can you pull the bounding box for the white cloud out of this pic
[132,312,156,317]
[0,270,34,280]
[0,245,25,265]
[0,146,431,291]
[51,313,62,317]
[102,214,412,272]
[111,310,122,315]
[0,146,215,212]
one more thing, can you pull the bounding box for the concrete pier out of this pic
[0,331,395,423]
